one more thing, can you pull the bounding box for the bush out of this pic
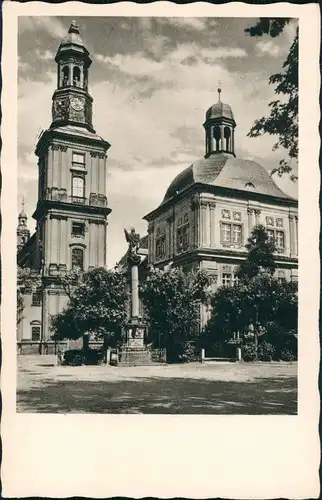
[167,340,199,363]
[242,343,257,362]
[280,348,297,362]
[178,341,199,363]
[62,347,105,366]
[63,349,84,366]
[258,341,275,361]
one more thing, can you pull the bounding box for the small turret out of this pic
[203,83,236,158]
[17,198,30,251]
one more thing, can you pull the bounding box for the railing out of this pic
[43,189,108,208]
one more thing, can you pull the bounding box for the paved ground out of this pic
[17,355,297,414]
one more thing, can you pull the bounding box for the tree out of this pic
[245,18,298,180]
[140,267,211,362]
[205,223,298,359]
[17,266,41,326]
[237,224,277,281]
[50,267,128,347]
[206,269,298,357]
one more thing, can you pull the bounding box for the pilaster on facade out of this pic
[289,213,298,258]
[147,222,155,264]
[199,197,216,249]
[254,208,261,226]
[247,207,261,233]
[209,201,216,247]
[190,193,201,250]
[166,214,175,259]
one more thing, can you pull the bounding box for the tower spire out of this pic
[217,80,222,102]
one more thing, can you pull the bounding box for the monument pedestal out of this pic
[118,317,154,366]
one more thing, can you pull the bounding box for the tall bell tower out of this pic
[33,21,111,345]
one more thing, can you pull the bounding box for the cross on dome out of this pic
[217,80,222,102]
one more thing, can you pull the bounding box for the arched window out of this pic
[71,247,84,271]
[62,66,69,87]
[72,175,85,199]
[83,68,88,91]
[73,66,81,87]
[30,321,41,341]
[224,127,231,151]
[213,126,221,151]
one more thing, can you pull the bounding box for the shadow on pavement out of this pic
[17,375,297,415]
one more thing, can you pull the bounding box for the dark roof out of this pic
[139,234,148,250]
[206,102,235,122]
[49,125,106,143]
[162,153,296,204]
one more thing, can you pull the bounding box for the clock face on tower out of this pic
[70,97,85,111]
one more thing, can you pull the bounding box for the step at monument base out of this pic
[118,347,165,366]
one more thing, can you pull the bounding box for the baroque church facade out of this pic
[17,22,111,347]
[143,88,298,327]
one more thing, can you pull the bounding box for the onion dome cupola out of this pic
[203,86,236,158]
[51,21,95,132]
[17,198,30,251]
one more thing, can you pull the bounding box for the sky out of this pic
[18,16,298,268]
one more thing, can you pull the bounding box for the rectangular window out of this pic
[156,235,166,259]
[222,273,232,287]
[72,221,85,237]
[221,223,243,244]
[72,152,85,166]
[232,224,242,244]
[72,175,85,200]
[267,229,275,242]
[221,223,231,242]
[176,214,189,253]
[31,326,41,341]
[266,228,285,251]
[276,230,285,249]
[72,247,84,271]
[31,292,41,306]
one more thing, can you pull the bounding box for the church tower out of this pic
[17,199,30,251]
[33,21,111,345]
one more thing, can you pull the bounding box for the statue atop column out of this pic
[124,227,141,265]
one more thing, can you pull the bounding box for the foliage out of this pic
[280,348,297,362]
[177,341,200,363]
[245,19,298,180]
[242,343,257,362]
[17,266,41,326]
[140,268,211,362]
[206,270,298,351]
[62,347,105,366]
[50,267,128,343]
[245,18,291,38]
[237,225,276,281]
[258,341,275,362]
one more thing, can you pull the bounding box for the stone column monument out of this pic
[119,228,150,365]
